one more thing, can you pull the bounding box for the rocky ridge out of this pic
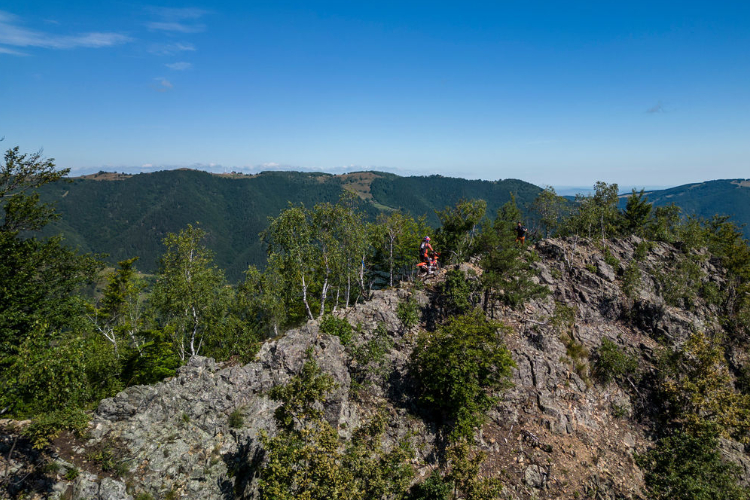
[2,235,745,499]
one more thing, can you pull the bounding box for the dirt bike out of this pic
[416,252,440,278]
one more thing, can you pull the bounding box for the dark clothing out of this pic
[516,225,527,244]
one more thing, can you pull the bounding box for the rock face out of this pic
[13,236,742,499]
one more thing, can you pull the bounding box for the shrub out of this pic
[408,471,451,500]
[319,314,353,345]
[621,261,642,299]
[228,408,244,428]
[22,407,89,449]
[412,311,515,442]
[636,429,750,500]
[260,356,414,499]
[603,247,620,268]
[396,294,421,331]
[440,268,477,315]
[594,338,638,384]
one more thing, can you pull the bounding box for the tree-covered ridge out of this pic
[620,178,750,239]
[37,169,542,280]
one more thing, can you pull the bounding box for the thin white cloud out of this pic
[0,45,27,56]
[148,42,195,56]
[146,7,207,33]
[148,7,207,20]
[153,77,174,92]
[0,10,131,54]
[166,61,192,70]
[147,21,204,33]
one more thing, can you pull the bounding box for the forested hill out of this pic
[38,169,540,280]
[641,179,750,236]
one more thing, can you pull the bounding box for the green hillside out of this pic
[38,170,541,281]
[623,179,750,238]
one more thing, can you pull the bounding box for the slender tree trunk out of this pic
[389,236,395,287]
[190,305,199,356]
[301,274,314,321]
[345,274,351,308]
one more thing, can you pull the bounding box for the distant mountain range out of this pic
[37,171,750,281]
[38,170,540,281]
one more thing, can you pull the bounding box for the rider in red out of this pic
[420,236,434,267]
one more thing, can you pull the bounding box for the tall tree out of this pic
[152,224,228,359]
[530,186,566,238]
[479,196,548,311]
[622,189,652,236]
[435,199,487,264]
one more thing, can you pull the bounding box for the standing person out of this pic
[516,222,528,245]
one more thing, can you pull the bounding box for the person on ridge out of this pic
[516,222,528,245]
[420,236,435,269]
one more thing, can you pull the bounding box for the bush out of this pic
[319,314,353,345]
[621,261,642,299]
[228,408,244,428]
[22,407,89,449]
[636,429,750,500]
[412,311,515,442]
[594,338,638,384]
[396,294,421,331]
[408,471,451,500]
[440,268,477,315]
[260,356,414,499]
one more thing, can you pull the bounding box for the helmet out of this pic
[424,236,430,242]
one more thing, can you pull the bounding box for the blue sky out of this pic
[1,1,748,188]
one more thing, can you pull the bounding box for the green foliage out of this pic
[123,328,181,385]
[646,204,682,242]
[351,323,394,394]
[396,294,421,331]
[22,407,89,449]
[562,182,620,239]
[64,467,80,481]
[636,428,750,500]
[264,194,369,321]
[622,189,652,236]
[444,440,504,500]
[551,304,590,383]
[1,321,122,418]
[228,408,244,429]
[621,260,642,299]
[440,268,478,316]
[408,470,452,500]
[152,224,230,360]
[478,199,549,310]
[593,338,638,384]
[259,356,414,499]
[320,314,354,345]
[634,241,651,261]
[530,186,566,238]
[238,265,287,338]
[435,198,487,264]
[655,255,704,308]
[602,246,620,268]
[371,211,426,286]
[412,311,515,442]
[658,331,750,441]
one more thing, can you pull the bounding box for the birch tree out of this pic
[152,224,226,360]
